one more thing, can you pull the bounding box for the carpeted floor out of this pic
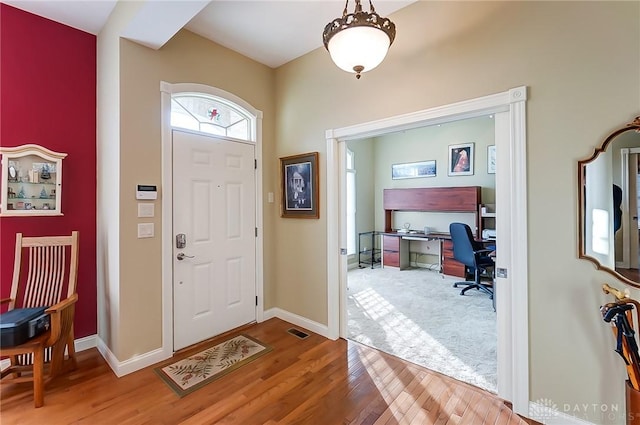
[347,266,497,392]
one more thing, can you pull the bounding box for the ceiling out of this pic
[2,0,416,68]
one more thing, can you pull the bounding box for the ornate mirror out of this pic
[579,116,640,286]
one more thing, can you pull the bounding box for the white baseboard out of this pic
[1,333,98,372]
[96,337,171,377]
[74,334,97,352]
[0,333,169,378]
[528,400,596,425]
[98,308,330,377]
[263,307,331,339]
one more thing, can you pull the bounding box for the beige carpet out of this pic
[156,334,272,397]
[347,266,497,392]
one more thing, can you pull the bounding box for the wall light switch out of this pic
[138,203,155,218]
[268,192,274,203]
[138,223,154,238]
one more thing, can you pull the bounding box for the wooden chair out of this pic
[0,231,79,407]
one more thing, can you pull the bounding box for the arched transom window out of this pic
[171,93,253,141]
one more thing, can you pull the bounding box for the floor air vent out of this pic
[287,328,309,339]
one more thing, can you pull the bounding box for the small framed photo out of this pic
[392,160,436,180]
[448,142,474,176]
[280,152,319,219]
[8,165,17,182]
[24,202,32,210]
[487,145,496,174]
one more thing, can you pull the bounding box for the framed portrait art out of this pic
[280,152,319,219]
[448,142,474,176]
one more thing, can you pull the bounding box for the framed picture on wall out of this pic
[391,160,436,179]
[448,142,474,176]
[487,145,496,174]
[280,152,319,219]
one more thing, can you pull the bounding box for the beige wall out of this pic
[275,1,639,423]
[111,30,276,360]
[97,0,145,356]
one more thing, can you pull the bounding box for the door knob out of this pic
[176,252,195,261]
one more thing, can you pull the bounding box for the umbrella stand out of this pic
[603,284,640,425]
[627,380,640,425]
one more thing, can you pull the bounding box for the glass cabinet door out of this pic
[0,144,67,216]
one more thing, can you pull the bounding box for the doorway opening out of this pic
[345,115,498,392]
[326,86,530,415]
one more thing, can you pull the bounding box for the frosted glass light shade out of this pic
[327,26,391,75]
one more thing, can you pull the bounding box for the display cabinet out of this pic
[0,144,67,216]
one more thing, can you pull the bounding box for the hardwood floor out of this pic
[1,318,533,424]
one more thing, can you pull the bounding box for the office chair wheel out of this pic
[460,285,479,296]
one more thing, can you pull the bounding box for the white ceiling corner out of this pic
[2,0,417,68]
[121,0,210,50]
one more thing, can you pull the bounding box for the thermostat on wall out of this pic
[136,184,158,200]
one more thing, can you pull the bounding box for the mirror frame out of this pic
[578,116,640,287]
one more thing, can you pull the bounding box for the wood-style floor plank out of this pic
[1,318,533,425]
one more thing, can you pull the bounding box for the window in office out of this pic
[347,149,356,255]
[171,93,252,141]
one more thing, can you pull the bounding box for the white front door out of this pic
[172,130,256,350]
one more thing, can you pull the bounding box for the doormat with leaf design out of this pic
[155,334,272,397]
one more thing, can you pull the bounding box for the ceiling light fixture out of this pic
[322,0,396,79]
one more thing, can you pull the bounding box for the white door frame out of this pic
[325,86,529,416]
[619,147,640,269]
[159,81,264,356]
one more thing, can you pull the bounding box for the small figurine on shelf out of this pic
[40,164,51,180]
[7,187,16,198]
[40,187,48,198]
[17,186,25,199]
[50,189,56,198]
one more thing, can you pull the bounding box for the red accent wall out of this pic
[0,4,97,338]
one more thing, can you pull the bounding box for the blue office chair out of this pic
[449,222,494,298]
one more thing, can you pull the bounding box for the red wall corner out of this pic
[0,4,97,338]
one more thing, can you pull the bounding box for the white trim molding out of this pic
[97,337,169,378]
[263,308,330,339]
[325,86,529,415]
[74,334,98,352]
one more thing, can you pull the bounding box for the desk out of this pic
[402,234,443,272]
[381,231,454,274]
[381,231,493,278]
[382,187,482,277]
